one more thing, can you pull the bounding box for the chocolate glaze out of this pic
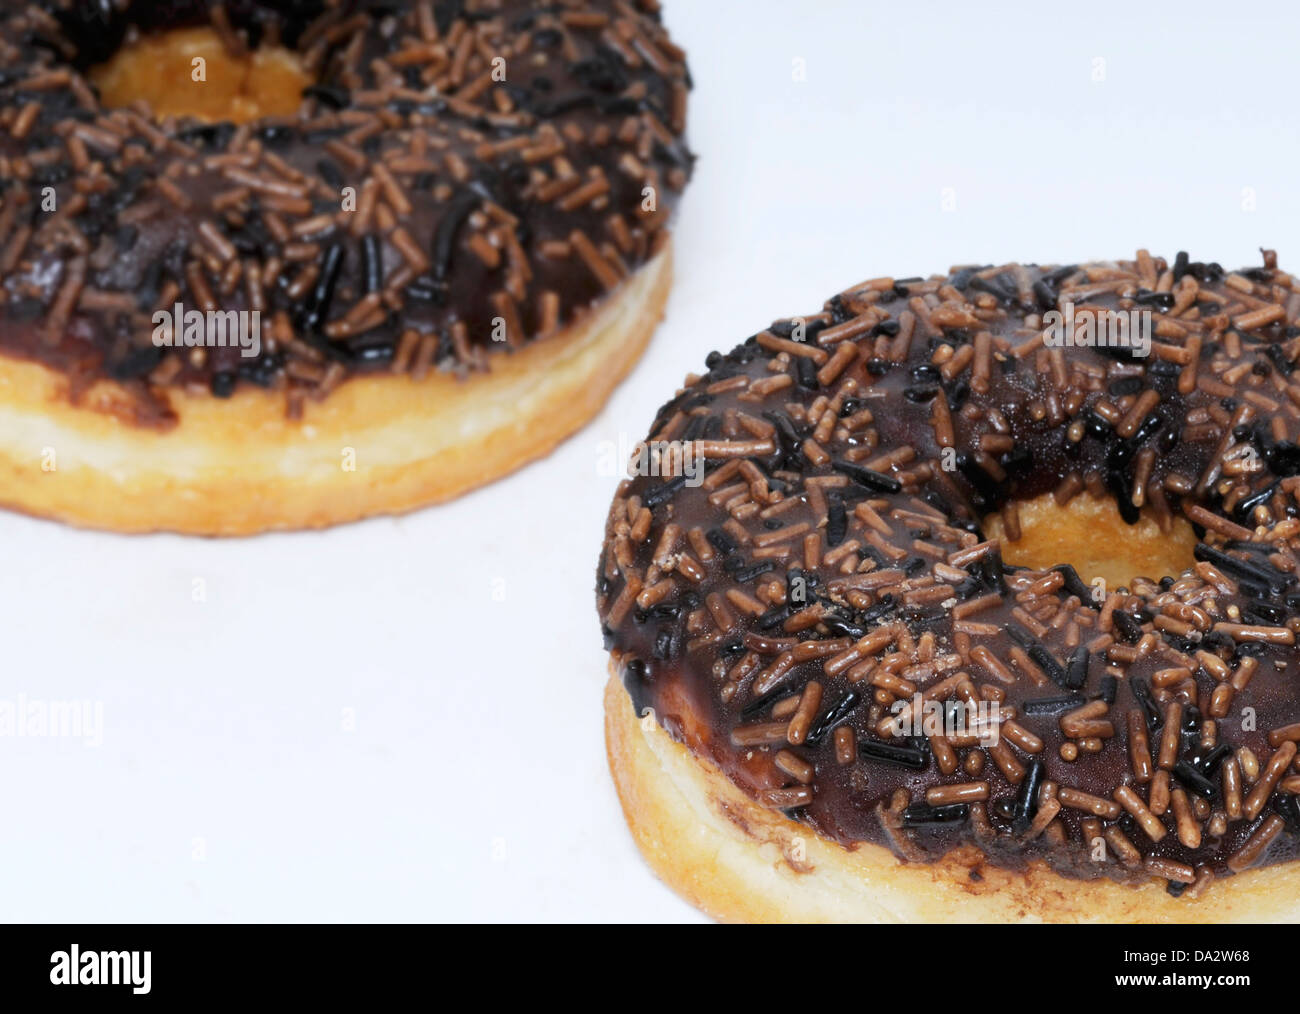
[0,0,692,421]
[598,252,1300,888]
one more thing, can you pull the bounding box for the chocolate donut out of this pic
[598,250,1300,922]
[0,0,691,533]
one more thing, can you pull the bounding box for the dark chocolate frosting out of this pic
[598,251,1300,893]
[0,0,692,424]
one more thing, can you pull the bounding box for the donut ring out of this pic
[598,251,1300,923]
[0,1,692,534]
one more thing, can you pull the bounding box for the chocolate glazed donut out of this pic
[0,0,692,533]
[599,251,1300,923]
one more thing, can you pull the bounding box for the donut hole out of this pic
[982,492,1199,591]
[89,27,313,124]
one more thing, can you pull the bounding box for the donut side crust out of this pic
[604,670,1300,924]
[0,245,670,535]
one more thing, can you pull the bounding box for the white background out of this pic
[4,0,1300,923]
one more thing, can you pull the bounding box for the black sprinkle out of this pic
[1022,695,1085,716]
[1065,646,1090,691]
[1012,759,1044,832]
[1130,677,1162,730]
[803,691,862,746]
[1097,673,1117,705]
[902,802,969,828]
[1111,609,1142,644]
[826,495,847,547]
[705,528,735,556]
[431,189,480,281]
[642,475,686,508]
[858,738,928,770]
[831,460,901,494]
[360,233,383,295]
[733,560,776,583]
[1171,761,1217,800]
